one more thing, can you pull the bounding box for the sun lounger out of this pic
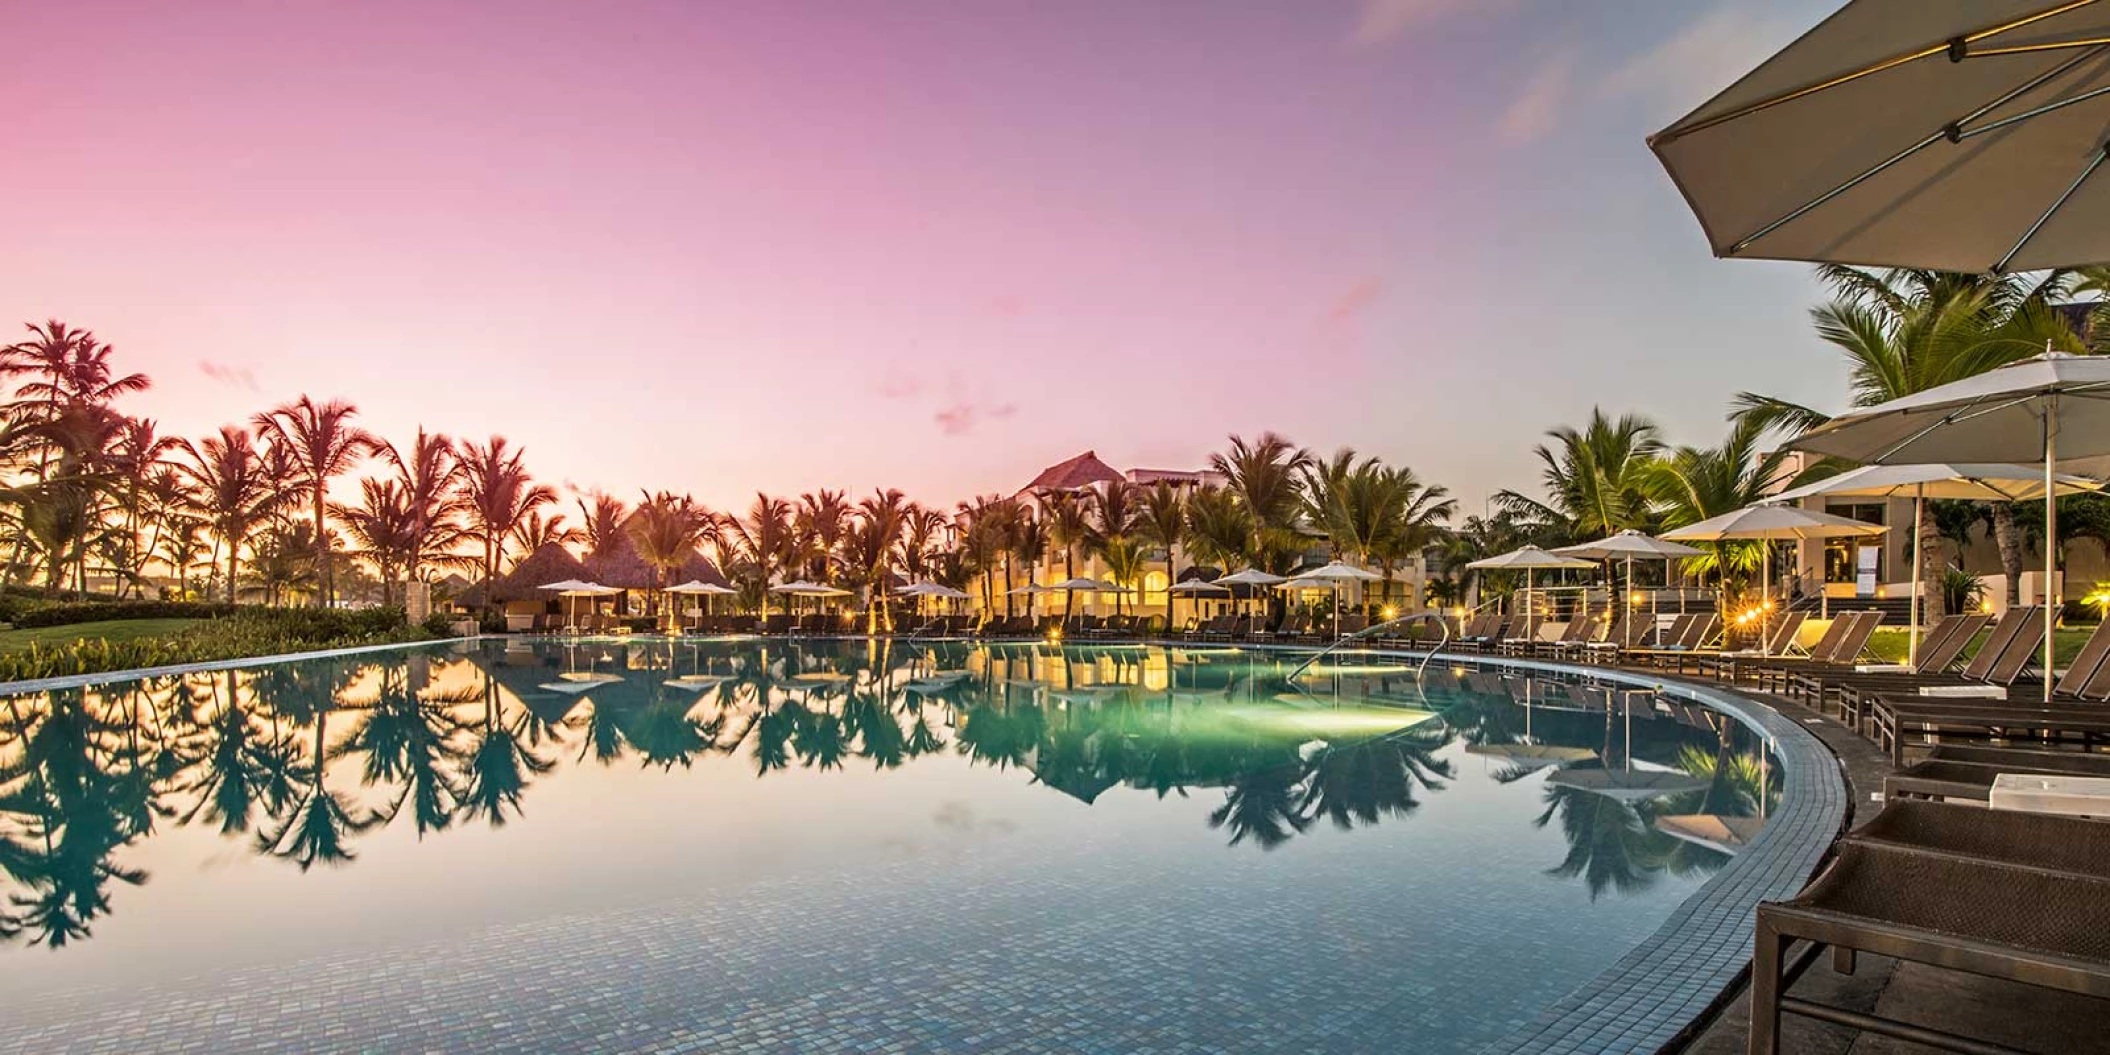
[1793,611,1994,710]
[1750,837,2110,1055]
[1692,610,1808,680]
[1746,611,1885,694]
[1848,610,2066,737]
[1885,745,2110,803]
[1622,612,1720,669]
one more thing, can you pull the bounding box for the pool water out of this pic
[0,638,1779,1054]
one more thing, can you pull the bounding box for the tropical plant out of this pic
[253,397,372,606]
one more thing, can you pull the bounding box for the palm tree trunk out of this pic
[1993,503,2024,605]
[1918,499,1945,621]
[312,487,330,608]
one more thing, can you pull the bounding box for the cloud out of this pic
[1350,0,1521,48]
[1597,7,1802,119]
[1325,277,1383,324]
[934,401,1017,437]
[874,369,923,400]
[1497,52,1576,145]
[198,360,258,390]
[1490,6,1806,147]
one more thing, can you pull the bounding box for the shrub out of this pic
[0,605,433,684]
[10,599,239,629]
[1940,569,1986,617]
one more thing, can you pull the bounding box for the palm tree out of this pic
[1137,481,1188,610]
[1735,266,2086,607]
[369,427,462,586]
[455,436,556,614]
[629,491,708,625]
[1211,432,1310,550]
[253,397,372,607]
[1183,485,1254,577]
[1640,417,1793,614]
[331,478,417,605]
[795,489,852,584]
[843,490,909,632]
[180,426,287,604]
[1042,492,1092,619]
[954,495,1013,618]
[575,491,629,554]
[730,494,796,619]
[1496,409,1662,543]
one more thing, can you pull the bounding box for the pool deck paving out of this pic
[1675,684,2110,1055]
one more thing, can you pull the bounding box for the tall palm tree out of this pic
[843,490,910,632]
[1640,417,1793,612]
[730,494,796,619]
[574,491,629,554]
[1735,266,2086,607]
[454,436,556,613]
[253,397,372,607]
[954,495,1013,618]
[1210,432,1311,551]
[1183,485,1254,577]
[1137,481,1188,610]
[330,478,417,605]
[795,489,852,584]
[180,426,287,603]
[629,491,708,625]
[1042,491,1092,619]
[369,427,462,585]
[1495,409,1662,543]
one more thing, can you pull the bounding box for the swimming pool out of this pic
[0,637,1794,1053]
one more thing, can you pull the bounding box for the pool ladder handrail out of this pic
[1286,612,1452,682]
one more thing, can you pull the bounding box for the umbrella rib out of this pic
[1994,143,2110,273]
[1657,0,2104,144]
[1729,44,2108,255]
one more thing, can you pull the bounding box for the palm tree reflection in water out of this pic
[0,642,1768,946]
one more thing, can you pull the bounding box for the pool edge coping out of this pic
[0,632,1844,1054]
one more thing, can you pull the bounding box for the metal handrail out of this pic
[1287,612,1452,682]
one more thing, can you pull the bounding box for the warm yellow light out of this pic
[1380,605,1398,620]
[1629,591,1643,606]
[1981,598,1996,614]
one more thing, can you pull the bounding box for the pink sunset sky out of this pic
[5,0,1849,514]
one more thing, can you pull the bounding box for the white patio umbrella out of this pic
[1166,578,1230,629]
[666,580,736,630]
[1214,568,1289,622]
[1649,1,2110,273]
[1555,531,1707,646]
[539,579,621,632]
[1792,351,2110,699]
[1465,547,1595,642]
[1768,462,2102,661]
[1279,561,1384,640]
[1661,506,1887,655]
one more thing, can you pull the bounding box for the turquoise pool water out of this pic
[0,638,1779,1053]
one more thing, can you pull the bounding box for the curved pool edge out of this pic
[0,635,462,696]
[1273,645,1847,1055]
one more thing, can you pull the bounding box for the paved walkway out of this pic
[1675,686,2110,1055]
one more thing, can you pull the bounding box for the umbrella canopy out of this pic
[1769,462,2103,503]
[770,581,851,596]
[1545,767,1711,803]
[1166,579,1230,593]
[1793,352,2110,466]
[896,582,971,599]
[1007,583,1052,595]
[666,580,737,595]
[1556,532,1706,648]
[1214,568,1289,586]
[1649,1,2110,273]
[539,579,621,595]
[1659,505,1888,542]
[1289,560,1382,582]
[1048,576,1120,591]
[1789,351,2110,699]
[1553,531,1705,561]
[1465,546,1596,571]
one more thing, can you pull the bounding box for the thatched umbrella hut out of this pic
[457,542,589,629]
[583,519,732,623]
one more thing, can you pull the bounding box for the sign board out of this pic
[1855,546,1879,598]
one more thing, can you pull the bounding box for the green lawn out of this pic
[1863,625,2097,666]
[0,618,202,653]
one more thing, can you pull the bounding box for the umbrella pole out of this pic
[1760,544,1771,656]
[1909,484,1923,667]
[2046,400,2059,704]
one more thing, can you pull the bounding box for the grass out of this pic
[1863,625,2097,666]
[0,618,203,653]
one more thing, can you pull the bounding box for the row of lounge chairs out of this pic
[1751,799,2110,1054]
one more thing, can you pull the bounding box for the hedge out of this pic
[0,606,438,684]
[9,600,239,629]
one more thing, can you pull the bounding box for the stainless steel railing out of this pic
[1286,612,1452,682]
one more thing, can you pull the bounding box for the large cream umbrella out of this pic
[1555,532,1707,646]
[539,580,621,633]
[1649,2,2110,273]
[1792,351,2110,699]
[1464,547,1595,642]
[1166,578,1230,631]
[1768,462,2102,661]
[1661,506,1888,655]
[666,580,736,631]
[1278,561,1384,640]
[1215,568,1289,622]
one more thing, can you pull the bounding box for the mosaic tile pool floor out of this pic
[0,639,1817,1053]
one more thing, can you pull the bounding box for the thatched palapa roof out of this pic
[583,514,732,590]
[459,542,589,606]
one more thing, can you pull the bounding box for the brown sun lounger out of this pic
[1751,839,2110,1055]
[1748,610,1885,695]
[1885,745,2110,803]
[1788,612,1989,707]
[1832,609,2047,725]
